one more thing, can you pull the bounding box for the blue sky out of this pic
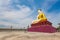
[0,0,60,29]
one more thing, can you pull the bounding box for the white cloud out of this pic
[0,0,11,7]
[1,5,33,19]
[0,0,34,29]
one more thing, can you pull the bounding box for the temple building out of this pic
[28,9,57,33]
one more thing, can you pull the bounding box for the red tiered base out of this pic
[28,21,57,33]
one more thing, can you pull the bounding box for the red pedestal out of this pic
[28,21,57,33]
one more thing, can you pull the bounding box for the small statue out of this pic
[32,9,47,24]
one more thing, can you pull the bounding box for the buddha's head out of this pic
[38,9,43,14]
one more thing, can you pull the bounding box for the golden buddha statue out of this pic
[28,9,57,33]
[32,9,47,24]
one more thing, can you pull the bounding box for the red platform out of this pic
[28,21,57,33]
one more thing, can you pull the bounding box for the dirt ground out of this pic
[0,31,60,40]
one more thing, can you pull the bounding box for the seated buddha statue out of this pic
[32,9,47,24]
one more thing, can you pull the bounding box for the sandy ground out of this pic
[0,31,60,40]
